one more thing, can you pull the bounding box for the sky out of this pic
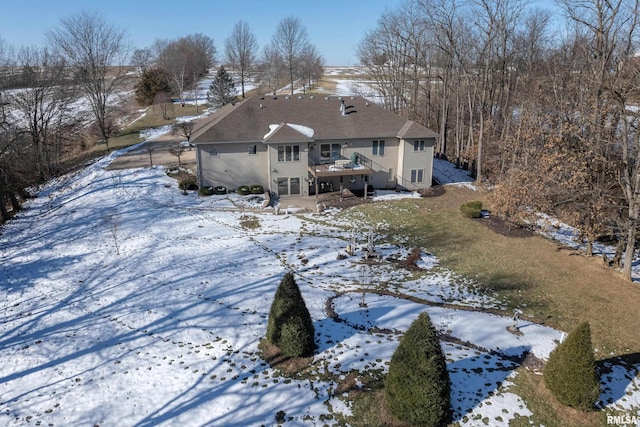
[0,0,399,66]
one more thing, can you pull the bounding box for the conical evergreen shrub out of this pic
[266,272,315,357]
[385,312,451,426]
[543,322,600,410]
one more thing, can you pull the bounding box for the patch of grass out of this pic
[63,103,204,167]
[337,186,640,355]
[239,214,260,230]
[509,368,605,427]
[338,371,410,427]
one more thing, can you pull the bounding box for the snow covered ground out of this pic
[1,142,638,426]
[1,67,639,425]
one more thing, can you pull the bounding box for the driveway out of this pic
[106,133,196,171]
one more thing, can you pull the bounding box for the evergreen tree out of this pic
[134,67,171,106]
[544,322,600,410]
[266,272,315,357]
[207,65,237,108]
[386,312,451,426]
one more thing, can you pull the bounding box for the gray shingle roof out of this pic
[190,95,438,144]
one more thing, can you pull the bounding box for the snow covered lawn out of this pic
[1,149,639,426]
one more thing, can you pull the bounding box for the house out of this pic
[190,95,438,199]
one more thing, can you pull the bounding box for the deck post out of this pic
[315,178,319,204]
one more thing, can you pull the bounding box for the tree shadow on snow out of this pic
[447,345,531,422]
[597,352,640,408]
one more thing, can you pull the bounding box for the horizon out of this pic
[0,0,399,66]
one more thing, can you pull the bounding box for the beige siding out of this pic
[398,138,435,189]
[196,136,436,195]
[196,143,269,190]
[267,143,310,196]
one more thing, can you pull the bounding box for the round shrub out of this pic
[544,322,600,410]
[250,184,264,194]
[278,316,314,357]
[237,185,251,196]
[214,185,227,195]
[460,200,483,218]
[198,186,214,196]
[266,272,315,357]
[178,175,198,191]
[385,312,451,426]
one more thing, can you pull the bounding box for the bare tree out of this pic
[154,92,174,120]
[174,120,194,142]
[559,0,640,281]
[297,44,323,94]
[357,5,427,114]
[185,33,217,76]
[157,34,216,106]
[8,46,76,179]
[158,39,191,107]
[271,17,311,95]
[225,20,258,98]
[169,143,185,168]
[47,11,130,152]
[257,44,287,95]
[131,47,154,76]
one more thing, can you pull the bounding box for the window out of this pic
[277,177,301,195]
[248,144,257,155]
[414,140,425,151]
[290,178,301,195]
[277,145,300,162]
[372,140,385,156]
[209,146,218,157]
[410,169,424,183]
[320,143,341,163]
[277,178,289,195]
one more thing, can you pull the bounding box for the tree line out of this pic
[358,0,640,281]
[0,13,323,225]
[132,17,323,109]
[0,11,129,223]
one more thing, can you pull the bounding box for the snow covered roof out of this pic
[263,123,315,143]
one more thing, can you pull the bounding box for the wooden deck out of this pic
[307,163,373,178]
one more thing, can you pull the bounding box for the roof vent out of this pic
[259,103,263,109]
[325,96,329,100]
[298,96,303,100]
[351,96,355,100]
[340,99,346,116]
[285,96,290,100]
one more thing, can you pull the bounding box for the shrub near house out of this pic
[460,200,483,218]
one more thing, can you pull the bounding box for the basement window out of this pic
[410,169,424,183]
